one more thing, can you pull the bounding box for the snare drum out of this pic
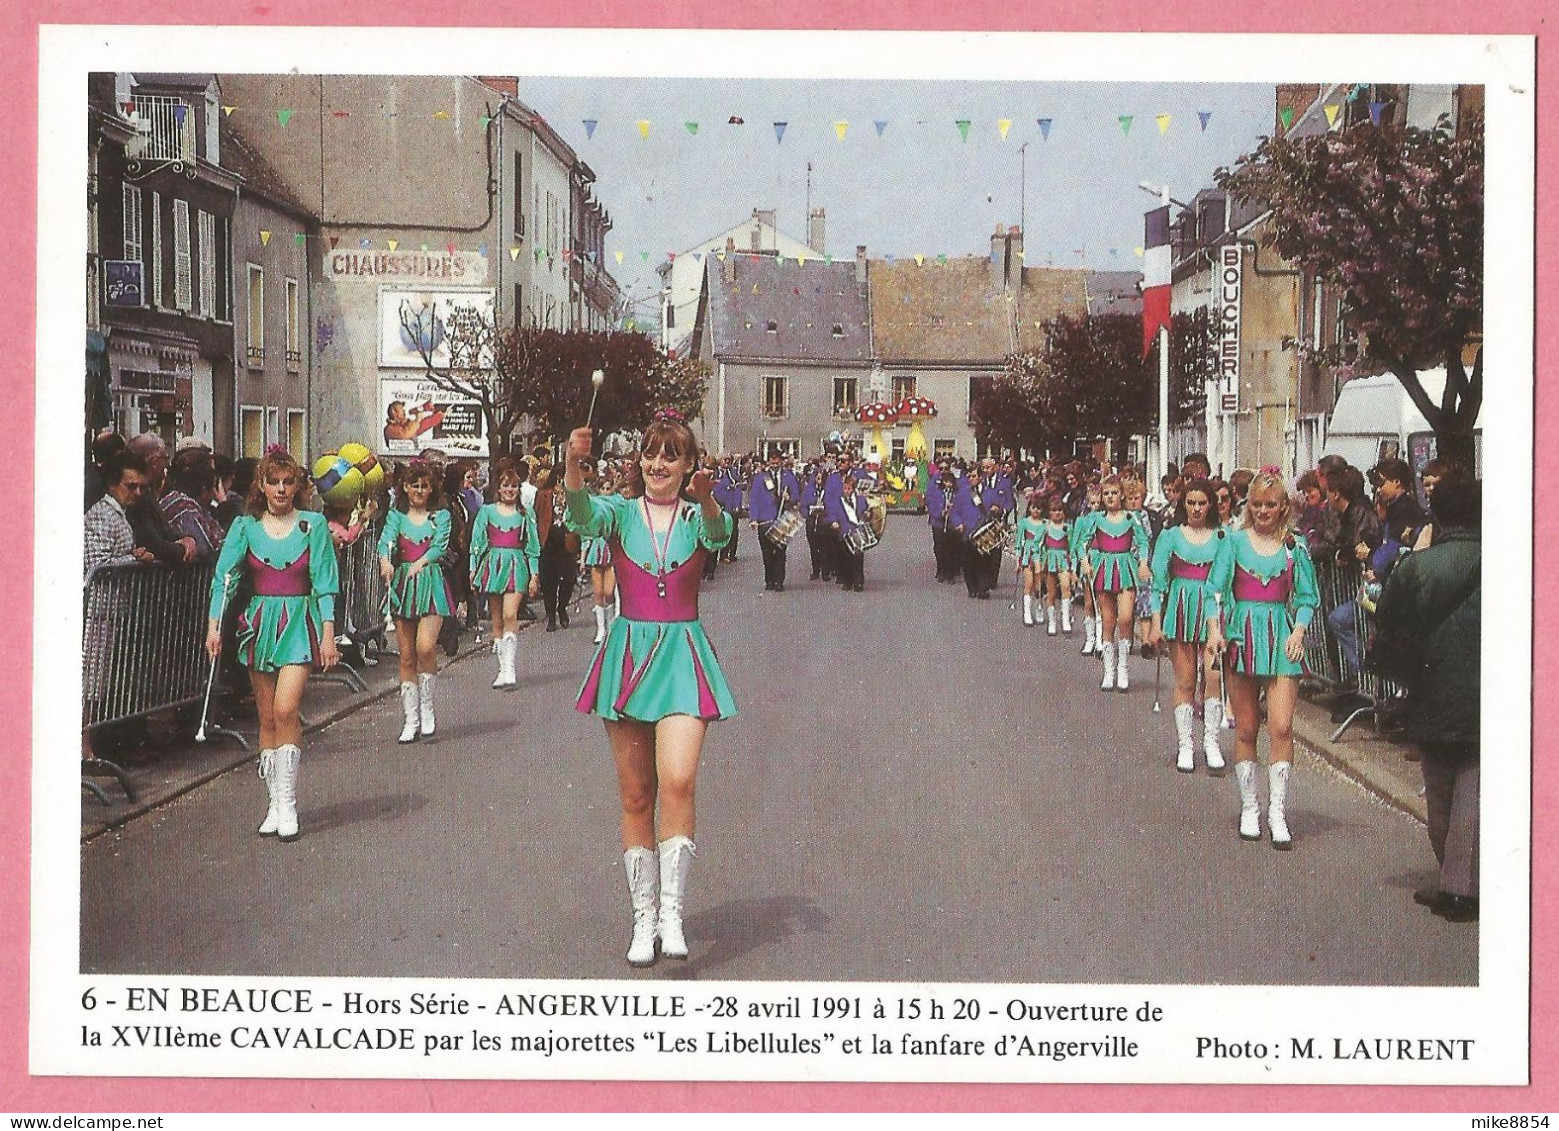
[765,509,804,546]
[844,525,881,555]
[971,519,1005,555]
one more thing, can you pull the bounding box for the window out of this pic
[239,406,265,457]
[121,184,142,263]
[512,152,525,240]
[285,278,301,370]
[288,409,307,457]
[217,216,231,321]
[833,377,858,415]
[968,375,996,421]
[891,375,917,402]
[265,407,281,450]
[765,320,778,334]
[934,439,957,461]
[172,199,192,311]
[665,301,676,329]
[761,439,799,460]
[891,437,906,462]
[831,323,844,338]
[197,210,216,318]
[149,191,162,306]
[763,375,789,418]
[246,264,264,366]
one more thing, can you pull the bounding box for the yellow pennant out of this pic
[222,105,236,117]
[434,110,451,120]
[614,251,624,264]
[509,247,521,261]
[1133,246,1143,257]
[1016,250,1025,260]
[997,119,1012,139]
[1324,104,1342,127]
[636,120,651,139]
[259,230,272,246]
[1156,114,1172,135]
[388,239,399,252]
[833,120,849,141]
[796,255,807,266]
[914,254,925,267]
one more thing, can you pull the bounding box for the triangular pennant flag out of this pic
[446,243,456,255]
[278,109,293,127]
[752,284,759,294]
[223,105,236,117]
[173,105,187,127]
[692,253,702,263]
[1369,101,1386,126]
[1037,117,1052,140]
[1324,104,1342,127]
[510,247,521,261]
[833,121,849,141]
[636,120,651,139]
[388,240,398,252]
[534,248,544,262]
[684,122,699,135]
[874,120,888,137]
[914,254,925,267]
[329,236,340,250]
[333,110,353,119]
[955,120,971,142]
[1198,111,1212,132]
[478,244,489,257]
[773,121,787,143]
[260,231,272,246]
[1280,106,1295,131]
[793,287,800,296]
[1118,115,1133,136]
[583,119,597,138]
[667,252,675,262]
[997,119,1012,139]
[562,248,572,261]
[884,254,895,265]
[1134,247,1144,257]
[434,110,451,120]
[614,251,624,265]
[359,238,371,249]
[294,233,305,248]
[1156,114,1171,135]
[640,251,650,263]
[1016,251,1025,260]
[728,116,744,125]
[478,114,491,129]
[937,255,948,265]
[420,244,429,252]
[121,100,135,114]
[796,255,806,267]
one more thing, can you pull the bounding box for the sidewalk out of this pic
[1292,691,1427,824]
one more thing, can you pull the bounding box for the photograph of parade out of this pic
[74,66,1492,988]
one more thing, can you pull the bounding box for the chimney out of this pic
[1007,226,1024,290]
[990,224,1007,292]
[855,244,867,288]
[809,208,827,256]
[476,76,519,98]
[722,237,736,283]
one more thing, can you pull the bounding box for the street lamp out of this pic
[1137,181,1176,488]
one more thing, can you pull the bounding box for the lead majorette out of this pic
[748,451,803,592]
[1074,475,1149,692]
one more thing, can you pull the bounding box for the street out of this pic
[81,523,1476,985]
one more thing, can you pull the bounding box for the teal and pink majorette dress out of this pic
[565,489,737,723]
[1150,525,1221,644]
[209,513,339,673]
[377,508,454,618]
[1014,515,1045,569]
[1073,511,1148,593]
[1039,519,1073,574]
[469,503,540,594]
[1206,528,1320,677]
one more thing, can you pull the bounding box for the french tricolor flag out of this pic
[1142,204,1172,357]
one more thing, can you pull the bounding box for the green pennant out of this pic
[640,251,650,263]
[1280,106,1295,131]
[278,109,293,127]
[293,233,305,248]
[1118,115,1133,136]
[480,114,492,129]
[955,119,971,142]
[685,122,699,135]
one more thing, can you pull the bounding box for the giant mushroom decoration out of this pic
[855,401,900,464]
[896,396,939,461]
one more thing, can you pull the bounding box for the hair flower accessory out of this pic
[1259,464,1283,477]
[265,443,290,457]
[653,407,687,424]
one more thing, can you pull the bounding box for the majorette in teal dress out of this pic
[1206,527,1320,677]
[377,508,454,618]
[210,512,339,673]
[1014,515,1045,569]
[1150,524,1221,644]
[1073,510,1148,593]
[469,503,540,594]
[565,489,737,723]
[1038,519,1073,574]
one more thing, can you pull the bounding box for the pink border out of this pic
[5,2,1551,1114]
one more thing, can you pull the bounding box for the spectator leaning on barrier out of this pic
[85,429,126,512]
[124,433,197,565]
[1324,464,1386,717]
[1371,457,1427,551]
[160,447,227,561]
[1373,472,1481,923]
[84,452,156,574]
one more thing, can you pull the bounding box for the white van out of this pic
[1323,369,1482,484]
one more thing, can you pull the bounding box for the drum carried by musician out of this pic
[747,450,803,592]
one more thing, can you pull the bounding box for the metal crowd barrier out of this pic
[318,531,383,689]
[1301,558,1407,740]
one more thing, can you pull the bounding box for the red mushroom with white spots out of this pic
[855,401,900,465]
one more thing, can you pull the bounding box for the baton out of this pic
[195,574,233,743]
[585,369,605,429]
[1152,648,1162,713]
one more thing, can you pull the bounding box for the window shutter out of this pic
[173,199,192,311]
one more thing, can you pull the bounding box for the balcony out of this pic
[124,95,197,179]
[285,349,302,372]
[246,345,266,368]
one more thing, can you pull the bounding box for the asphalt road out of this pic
[81,521,1476,985]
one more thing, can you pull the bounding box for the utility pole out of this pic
[1018,143,1028,235]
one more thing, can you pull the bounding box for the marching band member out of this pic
[1036,495,1075,635]
[1076,476,1148,692]
[1014,496,1046,626]
[748,450,802,592]
[564,412,736,966]
[929,469,959,584]
[1147,479,1225,772]
[379,459,453,743]
[949,460,997,599]
[925,466,948,583]
[470,458,541,689]
[801,461,834,582]
[825,469,871,592]
[1205,470,1320,848]
[712,455,746,564]
[206,447,339,842]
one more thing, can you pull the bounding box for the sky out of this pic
[518,78,1279,323]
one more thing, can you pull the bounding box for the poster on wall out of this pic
[378,286,495,370]
[379,375,487,458]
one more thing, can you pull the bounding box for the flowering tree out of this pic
[1217,115,1483,467]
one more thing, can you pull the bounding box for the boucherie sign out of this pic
[325,248,489,285]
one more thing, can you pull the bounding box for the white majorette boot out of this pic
[1268,762,1293,850]
[257,748,280,835]
[492,632,517,689]
[658,835,696,960]
[398,681,420,744]
[1235,760,1262,841]
[1061,600,1073,634]
[1022,594,1035,626]
[1116,645,1130,692]
[1046,604,1058,636]
[504,632,519,688]
[1099,641,1116,691]
[593,604,608,645]
[273,743,301,842]
[1082,615,1097,655]
[1174,704,1196,773]
[1203,698,1227,770]
[623,846,659,967]
[418,671,437,737]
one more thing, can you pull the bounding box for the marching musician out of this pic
[801,459,834,582]
[926,468,959,584]
[948,464,989,599]
[712,455,746,564]
[825,468,871,592]
[748,450,802,592]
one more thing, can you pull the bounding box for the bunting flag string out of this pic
[259,231,272,246]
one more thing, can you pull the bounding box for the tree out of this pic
[1216,114,1483,467]
[398,297,521,462]
[972,358,1053,456]
[1160,307,1215,430]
